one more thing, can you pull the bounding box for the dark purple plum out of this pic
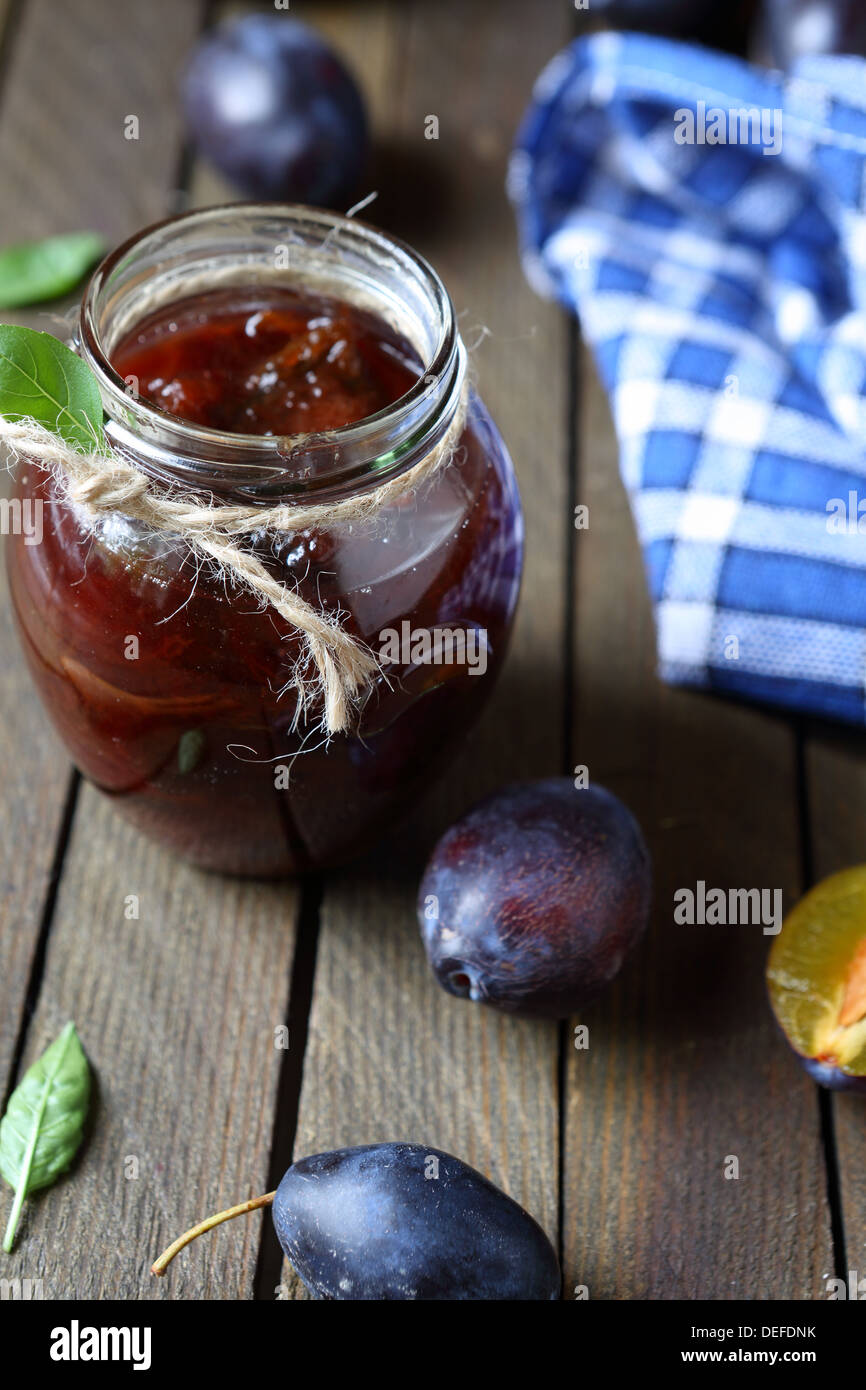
[586,0,753,53]
[418,778,651,1018]
[181,15,368,207]
[152,1144,559,1295]
[761,0,866,66]
[271,1143,560,1300]
[588,0,715,23]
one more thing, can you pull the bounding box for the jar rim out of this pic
[78,203,465,500]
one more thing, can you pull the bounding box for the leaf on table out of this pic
[0,1021,92,1253]
[0,324,104,451]
[0,231,104,308]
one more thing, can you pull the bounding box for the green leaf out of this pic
[0,1021,91,1253]
[0,232,104,309]
[177,728,207,774]
[0,324,104,451]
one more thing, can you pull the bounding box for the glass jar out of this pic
[6,206,523,875]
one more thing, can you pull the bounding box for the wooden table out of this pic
[0,0,861,1302]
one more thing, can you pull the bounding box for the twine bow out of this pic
[0,390,468,734]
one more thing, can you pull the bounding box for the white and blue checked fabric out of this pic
[509,32,866,726]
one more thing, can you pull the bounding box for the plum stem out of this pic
[151,1190,275,1276]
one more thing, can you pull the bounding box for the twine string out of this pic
[0,387,469,735]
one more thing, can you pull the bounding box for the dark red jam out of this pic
[112,287,420,435]
[8,286,523,875]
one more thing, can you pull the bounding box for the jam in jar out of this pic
[7,206,523,874]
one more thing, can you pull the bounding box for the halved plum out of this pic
[767,866,866,1093]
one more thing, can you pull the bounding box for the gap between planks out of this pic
[0,0,303,1302]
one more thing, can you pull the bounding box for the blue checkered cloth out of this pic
[509,33,866,726]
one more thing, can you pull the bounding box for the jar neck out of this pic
[77,204,466,504]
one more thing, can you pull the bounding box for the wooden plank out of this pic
[1,796,298,1299]
[0,0,193,245]
[0,0,225,1093]
[563,349,833,1298]
[0,1,11,54]
[282,0,570,1297]
[0,0,301,1302]
[0,0,75,1103]
[805,731,866,1283]
[0,0,175,1095]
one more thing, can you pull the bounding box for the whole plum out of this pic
[587,0,754,53]
[762,0,866,66]
[272,1143,560,1300]
[152,1143,560,1298]
[418,778,651,1018]
[181,15,368,207]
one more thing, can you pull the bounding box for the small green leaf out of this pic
[0,324,103,451]
[0,232,104,309]
[178,728,206,774]
[0,1021,91,1253]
